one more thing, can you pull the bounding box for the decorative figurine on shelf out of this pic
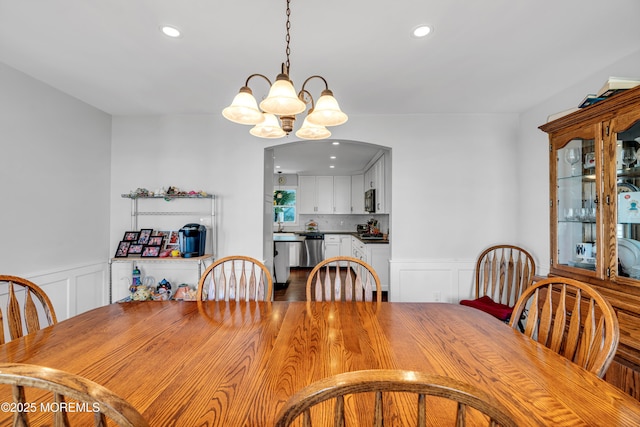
[132,266,141,284]
[131,285,152,301]
[130,265,142,294]
[153,278,172,301]
[174,284,194,300]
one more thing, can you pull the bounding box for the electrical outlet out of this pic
[433,292,441,302]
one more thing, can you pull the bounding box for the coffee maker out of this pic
[179,223,206,258]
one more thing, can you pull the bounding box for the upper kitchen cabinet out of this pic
[364,153,389,213]
[351,174,366,214]
[299,175,351,214]
[540,86,640,398]
[333,176,352,214]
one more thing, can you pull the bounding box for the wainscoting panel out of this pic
[24,262,109,321]
[389,259,476,302]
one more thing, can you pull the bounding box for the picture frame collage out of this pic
[115,229,180,258]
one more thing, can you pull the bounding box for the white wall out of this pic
[110,114,269,259]
[0,62,112,318]
[111,112,520,301]
[5,48,639,308]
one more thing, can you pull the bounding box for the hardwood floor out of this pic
[274,267,387,301]
[273,268,311,301]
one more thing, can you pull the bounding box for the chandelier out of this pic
[222,0,347,140]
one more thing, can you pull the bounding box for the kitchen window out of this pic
[274,189,297,224]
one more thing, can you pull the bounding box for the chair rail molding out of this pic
[17,261,108,321]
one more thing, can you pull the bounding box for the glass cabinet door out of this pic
[613,118,640,281]
[556,137,598,274]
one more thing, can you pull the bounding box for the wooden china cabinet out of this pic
[540,85,640,399]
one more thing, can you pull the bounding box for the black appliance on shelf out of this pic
[179,224,206,258]
[365,189,376,213]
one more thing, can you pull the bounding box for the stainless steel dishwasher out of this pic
[300,232,324,267]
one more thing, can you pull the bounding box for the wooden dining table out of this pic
[0,300,638,426]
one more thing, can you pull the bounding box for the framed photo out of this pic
[127,243,144,255]
[167,230,179,246]
[155,230,170,240]
[115,241,131,258]
[138,229,153,245]
[148,235,164,246]
[141,245,161,257]
[123,231,140,242]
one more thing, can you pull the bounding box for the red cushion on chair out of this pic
[460,296,513,321]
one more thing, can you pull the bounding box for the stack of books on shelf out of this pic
[547,77,640,122]
[596,76,640,98]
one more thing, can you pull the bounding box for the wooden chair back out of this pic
[475,245,535,306]
[509,277,619,378]
[306,256,381,303]
[274,369,517,427]
[196,256,273,301]
[0,275,57,344]
[0,363,149,426]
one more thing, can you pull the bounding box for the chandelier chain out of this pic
[285,0,291,73]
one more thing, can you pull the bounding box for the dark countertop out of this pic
[274,231,389,244]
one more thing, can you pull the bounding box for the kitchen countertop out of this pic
[273,234,306,243]
[274,231,389,244]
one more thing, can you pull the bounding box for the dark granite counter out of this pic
[275,231,389,244]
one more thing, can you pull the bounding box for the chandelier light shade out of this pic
[250,113,287,139]
[295,115,331,140]
[222,0,347,140]
[222,87,264,125]
[306,89,348,126]
[259,75,307,116]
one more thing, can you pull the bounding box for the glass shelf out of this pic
[121,193,213,199]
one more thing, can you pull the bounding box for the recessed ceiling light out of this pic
[330,165,335,169]
[161,25,181,38]
[412,25,432,38]
[332,142,340,145]
[330,156,336,159]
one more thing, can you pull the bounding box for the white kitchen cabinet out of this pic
[340,234,352,258]
[363,154,386,213]
[350,174,365,214]
[351,236,389,291]
[333,176,351,214]
[325,234,341,259]
[367,244,390,291]
[325,234,353,261]
[289,239,301,267]
[299,176,318,214]
[316,176,334,213]
[299,175,333,214]
[374,156,385,213]
[352,237,367,263]
[299,175,351,214]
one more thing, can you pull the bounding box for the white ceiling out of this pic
[1,0,639,174]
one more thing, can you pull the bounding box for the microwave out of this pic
[364,189,376,213]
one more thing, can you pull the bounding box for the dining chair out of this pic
[0,275,58,344]
[509,277,619,378]
[274,369,517,427]
[460,245,535,324]
[196,255,273,301]
[306,256,381,303]
[0,362,149,426]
